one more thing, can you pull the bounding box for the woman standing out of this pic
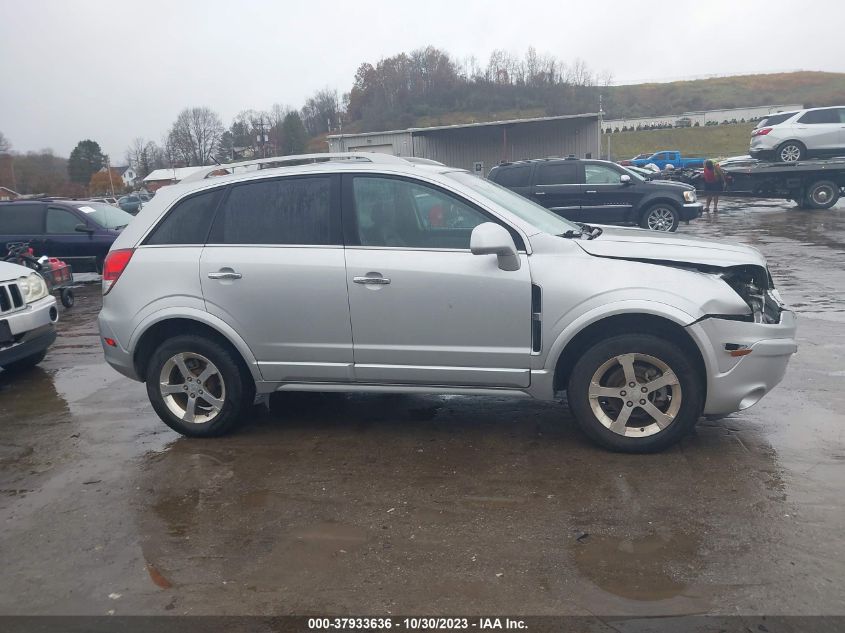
[702,159,726,213]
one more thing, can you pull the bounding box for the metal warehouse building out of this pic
[327,113,600,176]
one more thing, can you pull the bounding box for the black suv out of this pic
[488,157,702,232]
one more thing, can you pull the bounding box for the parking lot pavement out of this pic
[0,199,843,617]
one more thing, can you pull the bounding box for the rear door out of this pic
[532,162,583,220]
[200,174,354,383]
[795,108,841,151]
[581,163,635,223]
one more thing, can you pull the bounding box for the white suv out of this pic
[98,154,797,453]
[750,106,845,162]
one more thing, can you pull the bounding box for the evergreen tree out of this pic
[68,139,105,184]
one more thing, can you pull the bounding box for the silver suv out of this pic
[750,106,845,162]
[98,154,797,452]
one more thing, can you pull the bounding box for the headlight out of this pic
[721,266,782,324]
[683,190,696,203]
[16,273,49,304]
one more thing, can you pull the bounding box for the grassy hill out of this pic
[606,72,845,118]
[605,123,756,161]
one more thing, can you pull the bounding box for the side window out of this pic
[494,166,531,187]
[838,108,845,123]
[536,163,579,185]
[46,207,82,233]
[146,189,223,245]
[352,177,492,250]
[0,204,44,234]
[211,176,333,245]
[798,109,838,124]
[585,164,622,184]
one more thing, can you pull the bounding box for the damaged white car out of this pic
[98,154,797,452]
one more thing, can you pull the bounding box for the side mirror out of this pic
[75,224,95,234]
[620,174,632,184]
[470,222,520,271]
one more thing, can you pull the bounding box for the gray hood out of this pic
[575,226,767,268]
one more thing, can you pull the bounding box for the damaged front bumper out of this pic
[687,310,798,415]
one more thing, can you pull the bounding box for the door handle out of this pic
[208,271,242,280]
[534,191,546,196]
[353,276,390,285]
[585,190,598,194]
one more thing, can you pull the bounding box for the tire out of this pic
[60,289,74,308]
[145,335,251,437]
[567,334,704,453]
[640,203,680,232]
[2,348,47,372]
[775,141,805,163]
[805,180,840,209]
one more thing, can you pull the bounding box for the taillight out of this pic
[102,248,134,295]
[752,127,772,137]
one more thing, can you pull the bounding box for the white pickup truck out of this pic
[0,260,58,371]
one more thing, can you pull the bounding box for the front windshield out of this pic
[447,171,580,235]
[619,165,647,181]
[69,202,134,229]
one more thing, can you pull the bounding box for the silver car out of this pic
[750,106,845,162]
[98,153,797,453]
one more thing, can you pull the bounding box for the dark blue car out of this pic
[0,199,134,272]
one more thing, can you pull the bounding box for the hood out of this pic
[575,226,767,268]
[646,179,694,190]
[0,259,37,282]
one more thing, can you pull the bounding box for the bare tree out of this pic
[0,131,11,154]
[167,107,225,166]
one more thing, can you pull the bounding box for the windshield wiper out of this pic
[558,229,583,239]
[576,223,603,240]
[113,224,128,230]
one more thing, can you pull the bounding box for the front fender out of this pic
[542,299,696,374]
[128,306,263,383]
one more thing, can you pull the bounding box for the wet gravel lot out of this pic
[0,198,843,617]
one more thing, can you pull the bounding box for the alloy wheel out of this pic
[587,353,682,437]
[158,352,226,424]
[779,144,802,162]
[646,207,676,231]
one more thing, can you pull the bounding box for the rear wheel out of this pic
[145,335,251,437]
[776,141,805,163]
[567,334,704,453]
[805,180,840,209]
[640,204,680,232]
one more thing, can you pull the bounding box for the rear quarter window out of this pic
[0,204,44,234]
[145,188,224,245]
[491,166,531,187]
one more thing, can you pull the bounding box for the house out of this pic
[111,166,137,188]
[142,166,206,191]
[0,186,19,201]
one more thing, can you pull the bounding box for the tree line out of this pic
[0,45,609,194]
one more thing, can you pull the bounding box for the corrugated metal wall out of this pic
[412,118,598,174]
[327,132,412,155]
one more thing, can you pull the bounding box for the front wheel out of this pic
[567,334,704,452]
[640,204,680,232]
[145,335,251,437]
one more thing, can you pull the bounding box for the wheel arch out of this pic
[550,312,707,397]
[131,312,261,384]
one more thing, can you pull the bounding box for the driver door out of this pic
[342,174,532,387]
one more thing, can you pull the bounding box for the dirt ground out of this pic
[0,198,843,617]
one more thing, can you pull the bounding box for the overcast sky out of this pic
[2,0,843,160]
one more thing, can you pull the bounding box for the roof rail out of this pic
[179,152,411,184]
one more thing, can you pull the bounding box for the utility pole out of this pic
[104,154,115,196]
